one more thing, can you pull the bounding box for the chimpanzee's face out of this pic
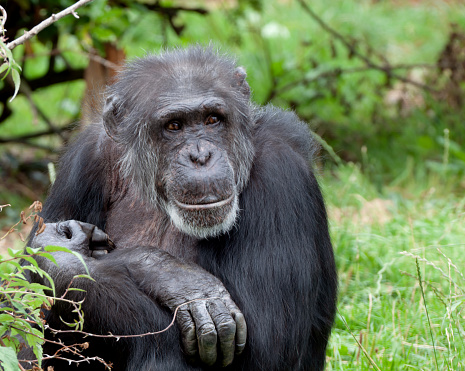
[103,51,255,239]
[154,90,240,238]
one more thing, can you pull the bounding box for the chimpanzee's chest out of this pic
[104,188,198,262]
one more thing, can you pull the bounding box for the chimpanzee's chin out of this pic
[166,195,238,239]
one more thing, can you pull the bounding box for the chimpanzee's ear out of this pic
[102,95,120,142]
[234,67,250,99]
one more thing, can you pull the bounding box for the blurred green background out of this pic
[1,0,465,369]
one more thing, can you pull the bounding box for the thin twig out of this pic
[0,138,57,152]
[6,0,93,50]
[87,51,120,70]
[12,325,111,369]
[47,297,221,339]
[0,204,11,212]
[0,122,74,143]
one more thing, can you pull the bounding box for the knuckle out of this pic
[216,318,236,334]
[180,320,195,333]
[197,323,216,337]
[197,327,217,346]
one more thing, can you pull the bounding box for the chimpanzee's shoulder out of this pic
[251,104,319,161]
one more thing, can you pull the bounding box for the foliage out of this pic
[0,245,92,370]
[0,41,21,103]
[1,247,53,369]
[0,203,93,370]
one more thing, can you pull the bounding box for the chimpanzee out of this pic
[27,46,337,370]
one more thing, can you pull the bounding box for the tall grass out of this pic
[323,163,465,369]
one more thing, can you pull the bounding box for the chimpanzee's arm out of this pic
[30,220,246,367]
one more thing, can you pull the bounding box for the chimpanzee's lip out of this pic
[174,194,235,210]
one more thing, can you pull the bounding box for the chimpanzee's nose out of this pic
[189,141,213,166]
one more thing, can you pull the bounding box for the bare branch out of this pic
[0,122,75,144]
[84,49,120,71]
[0,67,85,104]
[296,0,438,93]
[0,204,11,212]
[0,139,57,152]
[6,0,93,50]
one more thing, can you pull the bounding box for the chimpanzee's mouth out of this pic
[174,194,235,210]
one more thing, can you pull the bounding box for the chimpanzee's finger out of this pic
[207,298,236,367]
[57,220,92,248]
[190,301,217,366]
[73,221,96,238]
[222,296,247,355]
[176,307,198,360]
[89,225,115,257]
[31,223,59,248]
[233,312,247,355]
[90,226,106,240]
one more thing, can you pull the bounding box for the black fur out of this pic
[29,48,337,370]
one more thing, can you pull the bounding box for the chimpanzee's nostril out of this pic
[190,152,212,166]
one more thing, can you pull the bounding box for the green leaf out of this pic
[0,325,8,335]
[73,274,94,281]
[7,248,22,258]
[32,340,43,367]
[0,40,14,62]
[0,313,14,323]
[26,282,49,291]
[0,346,19,371]
[43,245,72,253]
[20,256,39,269]
[3,261,22,271]
[37,270,55,296]
[0,62,11,79]
[25,327,44,359]
[9,68,21,102]
[92,26,117,43]
[451,300,463,312]
[67,288,87,292]
[38,252,58,265]
[25,246,42,255]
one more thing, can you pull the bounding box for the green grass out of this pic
[322,164,465,370]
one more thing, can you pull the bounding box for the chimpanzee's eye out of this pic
[205,115,221,126]
[165,121,182,132]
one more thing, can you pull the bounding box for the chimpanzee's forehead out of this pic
[113,58,243,119]
[154,94,228,119]
[152,68,228,95]
[143,71,233,111]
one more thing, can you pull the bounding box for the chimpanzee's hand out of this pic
[31,220,114,258]
[132,252,247,367]
[31,221,246,366]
